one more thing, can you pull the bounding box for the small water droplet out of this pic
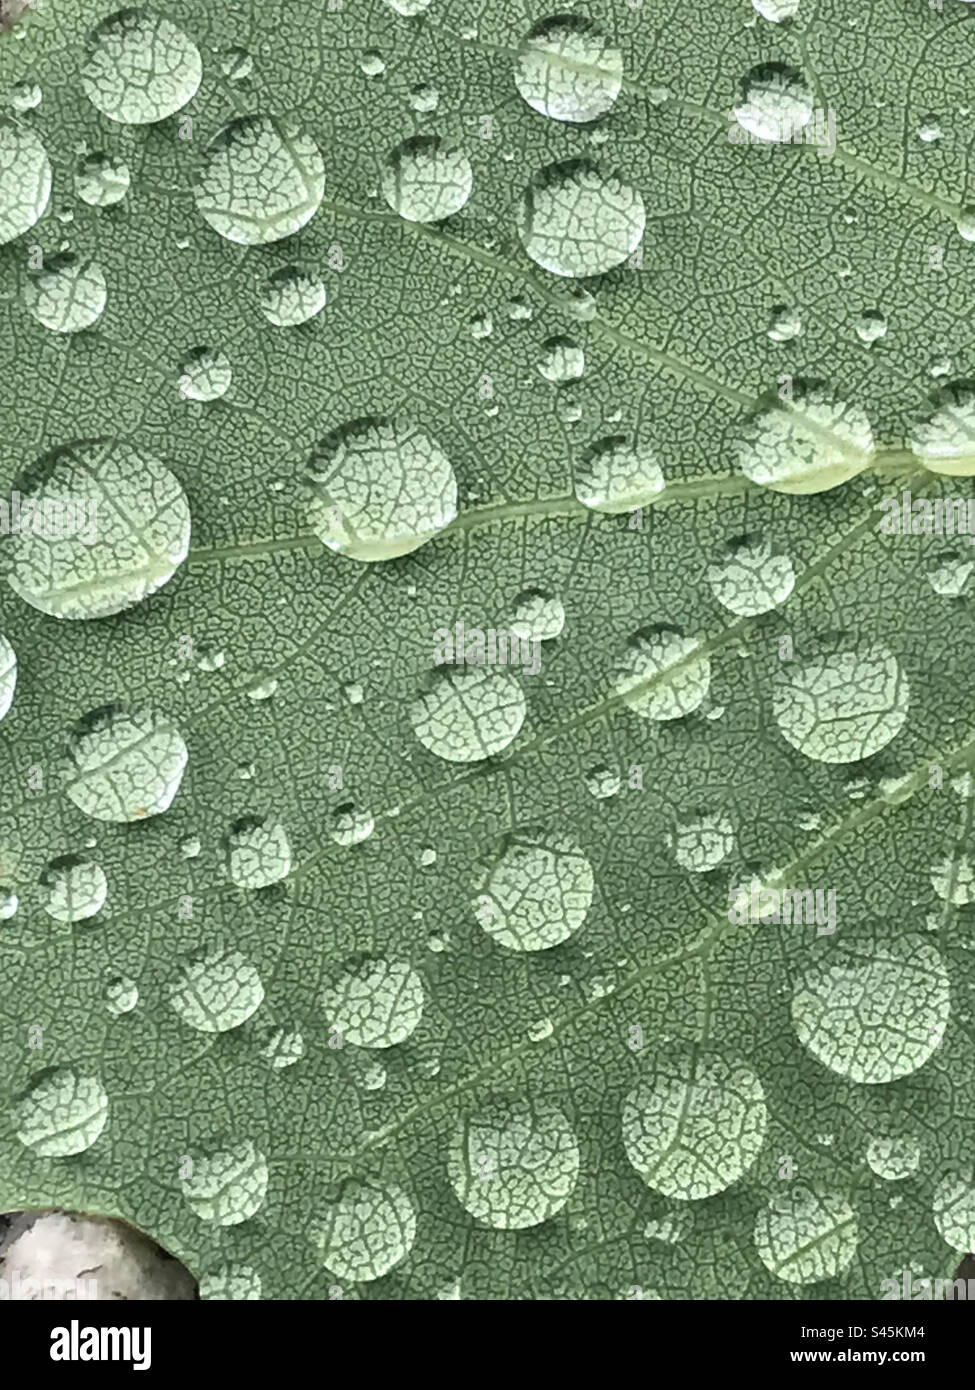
[178,346,232,402]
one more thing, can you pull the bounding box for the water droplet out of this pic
[584,763,620,799]
[917,116,941,144]
[514,15,623,124]
[410,665,526,762]
[447,1096,580,1228]
[738,384,874,494]
[707,535,795,616]
[14,1067,109,1156]
[359,48,385,78]
[0,889,19,919]
[0,634,16,721]
[64,703,187,822]
[854,308,887,344]
[179,834,201,859]
[505,293,533,321]
[0,117,51,245]
[772,642,909,763]
[104,974,138,1015]
[957,207,975,242]
[196,646,225,672]
[169,947,265,1032]
[194,115,325,245]
[473,828,594,951]
[537,334,584,383]
[752,0,800,19]
[932,1172,975,1252]
[670,812,735,872]
[82,9,201,124]
[381,135,472,223]
[926,551,973,597]
[7,439,190,620]
[258,265,327,327]
[199,1264,262,1300]
[181,1140,268,1225]
[310,1181,417,1282]
[622,1047,767,1198]
[733,63,813,143]
[866,1136,921,1181]
[527,1016,554,1042]
[518,159,645,277]
[225,815,292,888]
[612,625,710,721]
[791,937,949,1082]
[322,957,424,1047]
[246,674,278,701]
[74,151,130,207]
[23,253,106,333]
[644,1208,694,1244]
[221,46,253,81]
[40,854,107,922]
[384,0,431,13]
[418,845,437,867]
[260,1026,304,1069]
[408,82,438,112]
[342,681,364,706]
[306,416,457,561]
[754,1187,857,1284]
[178,345,231,401]
[7,81,41,112]
[767,304,802,341]
[909,381,975,475]
[509,587,564,641]
[328,802,375,846]
[574,433,664,512]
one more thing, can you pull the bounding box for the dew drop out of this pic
[225,815,292,888]
[322,957,424,1048]
[6,81,41,113]
[537,334,584,383]
[447,1096,580,1228]
[669,812,735,873]
[772,642,909,763]
[328,802,375,846]
[81,9,201,125]
[0,118,51,244]
[854,308,887,344]
[767,304,801,342]
[584,763,620,799]
[306,417,457,561]
[752,0,800,18]
[246,674,278,701]
[259,265,326,327]
[7,439,190,620]
[514,15,623,124]
[473,827,594,952]
[509,587,564,641]
[14,1067,109,1156]
[926,551,973,597]
[40,854,107,922]
[0,888,19,919]
[169,947,265,1032]
[612,625,710,721]
[0,633,17,721]
[866,1135,921,1181]
[221,46,253,81]
[707,534,795,616]
[909,381,975,475]
[178,346,232,401]
[754,1187,858,1284]
[518,159,645,277]
[310,1180,417,1283]
[181,1140,268,1225]
[408,82,439,113]
[104,974,139,1015]
[738,383,874,494]
[622,1047,767,1199]
[64,703,187,822]
[194,115,325,245]
[381,135,473,223]
[74,152,130,207]
[409,665,526,762]
[383,0,431,14]
[733,63,813,143]
[932,1172,975,1252]
[23,253,106,333]
[260,1026,304,1069]
[574,433,664,512]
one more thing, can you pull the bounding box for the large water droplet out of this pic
[310,1181,417,1282]
[194,115,325,245]
[322,958,424,1047]
[707,535,795,616]
[305,417,457,561]
[22,252,106,333]
[791,937,949,1082]
[574,433,664,512]
[259,265,326,327]
[909,381,975,475]
[169,947,265,1032]
[612,625,710,720]
[447,1096,580,1228]
[225,814,292,888]
[473,828,593,951]
[0,118,51,245]
[7,440,190,620]
[518,159,645,277]
[738,384,874,494]
[181,1140,268,1225]
[622,1047,767,1199]
[14,1067,109,1156]
[64,703,187,822]
[381,135,473,223]
[75,151,130,207]
[410,665,526,762]
[82,9,201,125]
[40,854,107,922]
[772,642,909,763]
[754,1187,858,1284]
[514,15,623,124]
[733,63,813,143]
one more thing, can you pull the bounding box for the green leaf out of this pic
[1,0,974,1301]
